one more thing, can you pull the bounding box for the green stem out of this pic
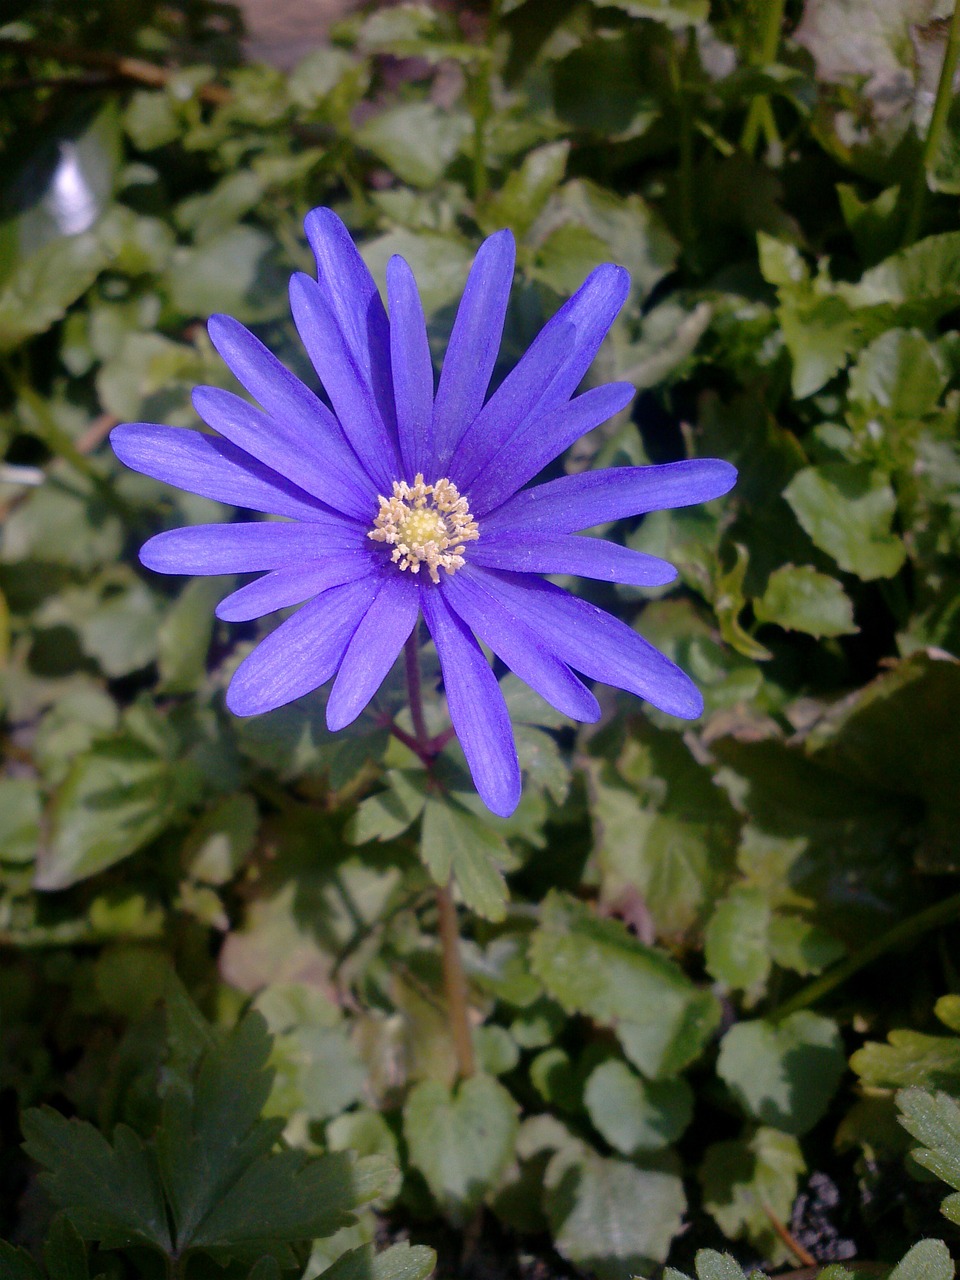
[770,891,960,1023]
[901,0,960,246]
[402,630,475,1079]
[740,0,787,157]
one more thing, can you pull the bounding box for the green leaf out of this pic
[355,103,470,188]
[888,1239,954,1280]
[583,1058,693,1154]
[898,1088,960,1224]
[0,1241,45,1280]
[529,891,721,1078]
[420,796,511,922]
[784,464,906,581]
[157,577,225,693]
[165,226,282,321]
[699,1128,805,1262]
[183,793,259,886]
[22,1108,172,1253]
[320,1243,438,1280]
[545,1148,686,1279]
[704,888,772,993]
[361,229,473,314]
[0,228,112,350]
[848,328,949,418]
[596,0,708,24]
[403,1073,519,1224]
[0,778,41,864]
[753,564,858,637]
[346,769,426,844]
[481,142,569,237]
[43,1214,89,1280]
[717,1012,846,1136]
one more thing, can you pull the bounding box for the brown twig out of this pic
[762,1204,816,1269]
[0,37,233,104]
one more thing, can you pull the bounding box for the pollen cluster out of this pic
[369,474,479,584]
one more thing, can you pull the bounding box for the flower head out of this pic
[111,208,736,817]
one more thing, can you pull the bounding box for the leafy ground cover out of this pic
[2,0,960,1276]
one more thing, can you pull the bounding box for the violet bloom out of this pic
[111,209,735,817]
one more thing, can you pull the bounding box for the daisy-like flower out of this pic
[111,208,735,817]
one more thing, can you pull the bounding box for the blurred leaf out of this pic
[784,464,906,580]
[597,0,708,24]
[321,1243,438,1280]
[346,769,426,845]
[481,142,569,237]
[583,1058,693,1154]
[157,577,225,693]
[403,1073,518,1224]
[43,1214,90,1280]
[183,793,259,885]
[0,229,112,351]
[420,796,511,922]
[530,891,721,1078]
[165,226,282,322]
[848,328,949,417]
[362,229,473,314]
[0,778,41,864]
[699,1127,805,1263]
[38,724,198,891]
[704,888,772,993]
[356,103,471,188]
[753,564,858,637]
[717,1012,846,1136]
[544,1147,686,1279]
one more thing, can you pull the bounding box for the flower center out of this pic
[368,473,479,584]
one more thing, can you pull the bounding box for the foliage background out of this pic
[3,0,960,1277]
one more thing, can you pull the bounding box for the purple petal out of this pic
[226,576,381,716]
[290,273,400,492]
[441,570,600,722]
[433,230,516,472]
[447,265,629,489]
[140,521,369,575]
[206,315,373,511]
[529,264,630,411]
[387,255,434,480]
[420,584,521,817]
[326,575,420,731]
[303,206,397,439]
[216,556,381,621]
[482,459,738,536]
[469,567,703,719]
[110,423,333,521]
[448,320,573,492]
[468,382,635,515]
[469,533,677,586]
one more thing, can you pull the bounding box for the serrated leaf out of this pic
[784,464,905,581]
[897,1087,960,1217]
[717,1012,845,1135]
[753,565,857,637]
[403,1073,519,1224]
[346,769,426,845]
[0,1241,45,1280]
[22,1108,171,1253]
[420,797,510,922]
[529,891,721,1078]
[43,1214,89,1280]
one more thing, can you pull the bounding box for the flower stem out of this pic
[402,629,475,1079]
[901,0,960,246]
[770,890,960,1022]
[436,880,476,1078]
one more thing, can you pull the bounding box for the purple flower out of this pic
[111,208,735,817]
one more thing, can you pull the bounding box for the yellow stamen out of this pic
[368,473,479,584]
